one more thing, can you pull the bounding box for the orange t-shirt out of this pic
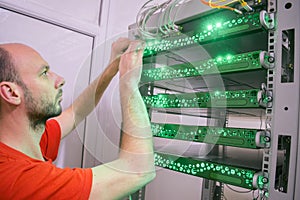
[0,119,92,200]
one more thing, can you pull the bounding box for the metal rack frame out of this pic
[129,0,300,199]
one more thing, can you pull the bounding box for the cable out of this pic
[158,0,182,36]
[137,0,166,38]
[136,0,187,39]
[169,0,185,31]
[199,0,252,14]
[239,0,253,12]
[200,0,242,14]
[136,0,161,39]
[137,0,254,39]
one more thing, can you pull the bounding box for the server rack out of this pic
[129,0,300,199]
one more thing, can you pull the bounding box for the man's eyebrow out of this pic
[39,65,50,72]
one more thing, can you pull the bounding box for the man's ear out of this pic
[0,82,21,105]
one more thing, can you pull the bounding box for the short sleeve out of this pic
[0,159,92,200]
[0,119,93,200]
[40,119,62,161]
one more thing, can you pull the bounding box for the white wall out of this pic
[0,0,102,31]
[24,0,102,24]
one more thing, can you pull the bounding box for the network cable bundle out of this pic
[130,0,300,199]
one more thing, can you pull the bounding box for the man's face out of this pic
[22,76,63,124]
[10,44,65,124]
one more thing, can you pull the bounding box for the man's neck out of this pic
[0,114,46,161]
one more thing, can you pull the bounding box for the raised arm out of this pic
[54,38,130,138]
[89,41,156,199]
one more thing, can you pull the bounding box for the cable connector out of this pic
[240,1,253,12]
[233,8,243,15]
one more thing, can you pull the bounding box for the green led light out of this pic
[151,123,259,149]
[143,89,260,109]
[141,50,263,82]
[143,12,262,57]
[214,91,221,96]
[216,56,223,62]
[154,152,257,189]
[226,55,233,60]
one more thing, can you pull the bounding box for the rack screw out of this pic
[262,177,269,183]
[264,136,270,142]
[266,96,272,102]
[268,56,275,63]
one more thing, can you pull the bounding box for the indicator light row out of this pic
[151,123,259,149]
[141,50,262,82]
[143,12,261,57]
[155,152,263,189]
[143,89,260,108]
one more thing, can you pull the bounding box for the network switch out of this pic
[143,11,265,57]
[143,89,260,108]
[141,50,263,82]
[155,152,263,189]
[151,123,267,149]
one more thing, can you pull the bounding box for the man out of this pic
[0,38,155,199]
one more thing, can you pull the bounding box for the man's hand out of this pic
[110,38,131,62]
[108,38,131,74]
[119,40,145,89]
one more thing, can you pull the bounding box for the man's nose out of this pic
[55,74,65,89]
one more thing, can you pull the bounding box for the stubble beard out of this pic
[24,88,62,131]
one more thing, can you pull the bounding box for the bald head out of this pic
[0,43,45,83]
[0,43,39,60]
[0,43,29,51]
[1,43,40,69]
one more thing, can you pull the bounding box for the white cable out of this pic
[136,0,190,39]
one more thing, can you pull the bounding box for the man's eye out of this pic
[41,70,48,76]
